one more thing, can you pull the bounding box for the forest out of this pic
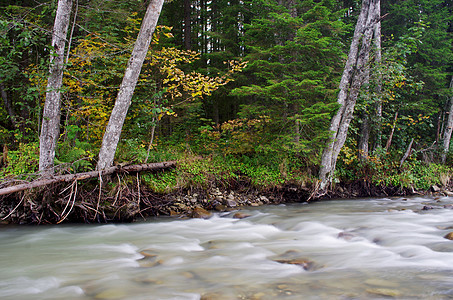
[0,0,452,223]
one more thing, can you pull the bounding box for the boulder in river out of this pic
[191,207,212,219]
[337,231,356,241]
[444,232,453,240]
[272,250,321,271]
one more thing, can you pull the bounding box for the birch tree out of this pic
[441,76,453,163]
[96,0,165,170]
[318,0,380,191]
[358,7,382,159]
[39,0,73,175]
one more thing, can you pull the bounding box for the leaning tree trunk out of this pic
[373,17,382,150]
[441,76,453,163]
[96,0,165,170]
[318,0,380,191]
[39,0,73,175]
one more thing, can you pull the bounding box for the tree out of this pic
[231,0,345,160]
[318,0,380,191]
[96,0,165,170]
[39,0,73,175]
[442,76,453,163]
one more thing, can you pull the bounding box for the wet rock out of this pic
[337,231,356,241]
[444,232,453,240]
[274,258,317,271]
[272,251,320,271]
[233,212,251,219]
[191,207,212,219]
[436,225,453,230]
[138,250,161,267]
[442,190,453,197]
[214,204,227,211]
[444,204,453,209]
[366,288,401,298]
[259,196,269,203]
[431,185,441,193]
[249,292,266,299]
[94,289,126,299]
[422,205,434,210]
[365,278,399,288]
[200,293,230,300]
[224,198,237,208]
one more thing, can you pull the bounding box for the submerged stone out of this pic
[337,231,356,241]
[366,288,401,298]
[233,212,251,219]
[94,289,126,299]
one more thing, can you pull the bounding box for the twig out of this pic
[136,173,141,207]
[57,181,77,224]
[1,194,25,220]
[94,170,102,220]
[113,173,121,206]
[60,180,76,216]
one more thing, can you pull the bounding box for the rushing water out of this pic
[1,196,453,299]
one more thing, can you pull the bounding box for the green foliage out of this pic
[335,146,452,190]
[0,143,39,177]
[141,170,179,194]
[56,128,95,173]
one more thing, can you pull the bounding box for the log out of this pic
[0,161,176,196]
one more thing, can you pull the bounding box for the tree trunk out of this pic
[358,114,370,160]
[0,161,176,197]
[184,0,192,50]
[441,76,453,163]
[39,0,73,175]
[385,109,399,152]
[96,0,165,170]
[0,81,17,129]
[373,15,382,150]
[319,0,380,191]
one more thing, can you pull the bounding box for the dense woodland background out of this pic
[0,0,452,193]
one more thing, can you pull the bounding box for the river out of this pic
[1,196,453,299]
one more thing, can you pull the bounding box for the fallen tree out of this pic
[0,161,176,196]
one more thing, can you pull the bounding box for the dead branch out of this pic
[0,161,176,197]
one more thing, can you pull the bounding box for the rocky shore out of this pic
[0,178,451,225]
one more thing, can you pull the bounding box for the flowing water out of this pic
[1,196,453,299]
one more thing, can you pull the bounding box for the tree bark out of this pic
[0,81,17,129]
[184,0,192,50]
[0,161,176,197]
[39,0,73,175]
[96,0,165,170]
[441,76,453,163]
[319,0,380,191]
[385,109,399,152]
[373,15,382,150]
[358,113,370,160]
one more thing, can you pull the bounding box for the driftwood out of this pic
[0,161,176,196]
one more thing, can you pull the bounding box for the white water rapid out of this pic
[1,196,453,299]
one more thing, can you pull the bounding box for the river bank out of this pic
[1,175,450,225]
